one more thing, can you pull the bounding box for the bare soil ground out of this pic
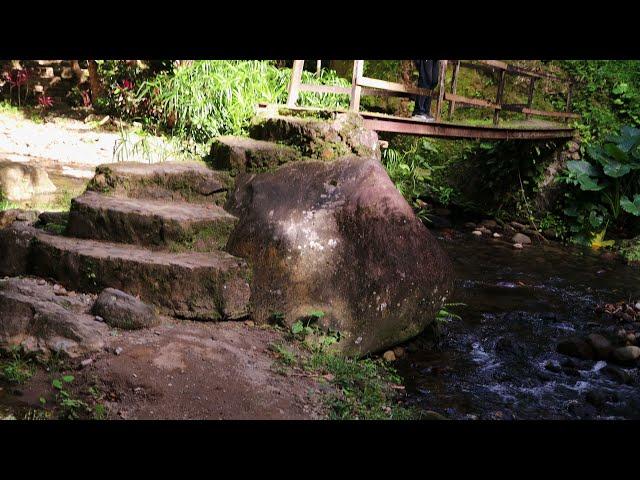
[3,319,331,420]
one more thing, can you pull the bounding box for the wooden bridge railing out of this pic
[286,60,580,125]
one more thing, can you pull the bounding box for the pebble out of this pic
[635,302,640,311]
[37,279,46,286]
[513,243,523,249]
[245,320,255,327]
[94,316,104,322]
[114,347,123,356]
[492,232,502,238]
[383,350,396,362]
[472,230,483,236]
[80,358,93,367]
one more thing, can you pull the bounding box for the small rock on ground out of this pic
[93,288,160,330]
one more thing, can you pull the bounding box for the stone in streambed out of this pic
[611,345,640,365]
[383,350,396,362]
[557,337,595,360]
[512,233,531,245]
[586,333,612,360]
[92,288,160,330]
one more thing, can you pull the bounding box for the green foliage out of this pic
[558,60,640,144]
[435,303,465,324]
[134,60,350,148]
[94,60,173,116]
[303,353,418,420]
[0,346,35,383]
[51,374,91,420]
[289,311,341,351]
[382,137,459,218]
[562,125,640,244]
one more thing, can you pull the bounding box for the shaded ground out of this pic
[1,318,331,420]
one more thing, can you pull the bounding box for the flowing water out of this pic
[396,230,640,420]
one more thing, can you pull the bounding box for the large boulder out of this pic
[249,111,381,161]
[0,160,57,201]
[225,155,454,356]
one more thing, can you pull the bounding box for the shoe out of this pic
[412,114,435,122]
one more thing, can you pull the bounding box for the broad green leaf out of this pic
[604,143,629,163]
[603,160,632,178]
[575,174,605,191]
[566,160,599,177]
[63,375,75,383]
[52,379,63,390]
[621,194,640,216]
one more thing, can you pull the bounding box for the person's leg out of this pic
[413,60,429,115]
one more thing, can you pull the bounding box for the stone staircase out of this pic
[0,160,251,322]
[0,111,382,329]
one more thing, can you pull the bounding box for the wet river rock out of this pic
[225,155,454,356]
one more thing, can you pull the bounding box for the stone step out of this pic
[0,224,251,321]
[209,136,300,173]
[0,277,107,358]
[66,191,237,251]
[87,161,232,205]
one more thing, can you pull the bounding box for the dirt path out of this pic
[0,109,173,179]
[3,319,330,420]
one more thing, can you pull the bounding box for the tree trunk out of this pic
[87,60,104,101]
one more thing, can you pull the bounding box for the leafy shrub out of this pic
[562,125,640,244]
[135,60,350,145]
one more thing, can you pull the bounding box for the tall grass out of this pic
[136,60,350,146]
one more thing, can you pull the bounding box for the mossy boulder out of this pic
[249,112,381,162]
[225,155,453,357]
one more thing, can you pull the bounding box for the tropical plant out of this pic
[134,60,350,147]
[563,125,640,244]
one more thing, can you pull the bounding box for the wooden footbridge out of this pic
[283,60,579,141]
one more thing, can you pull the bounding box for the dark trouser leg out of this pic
[413,60,440,115]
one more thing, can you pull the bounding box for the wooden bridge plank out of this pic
[360,115,575,140]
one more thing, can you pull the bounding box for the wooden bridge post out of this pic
[350,60,364,112]
[434,60,448,122]
[448,60,460,119]
[286,60,304,108]
[525,77,537,120]
[493,69,506,125]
